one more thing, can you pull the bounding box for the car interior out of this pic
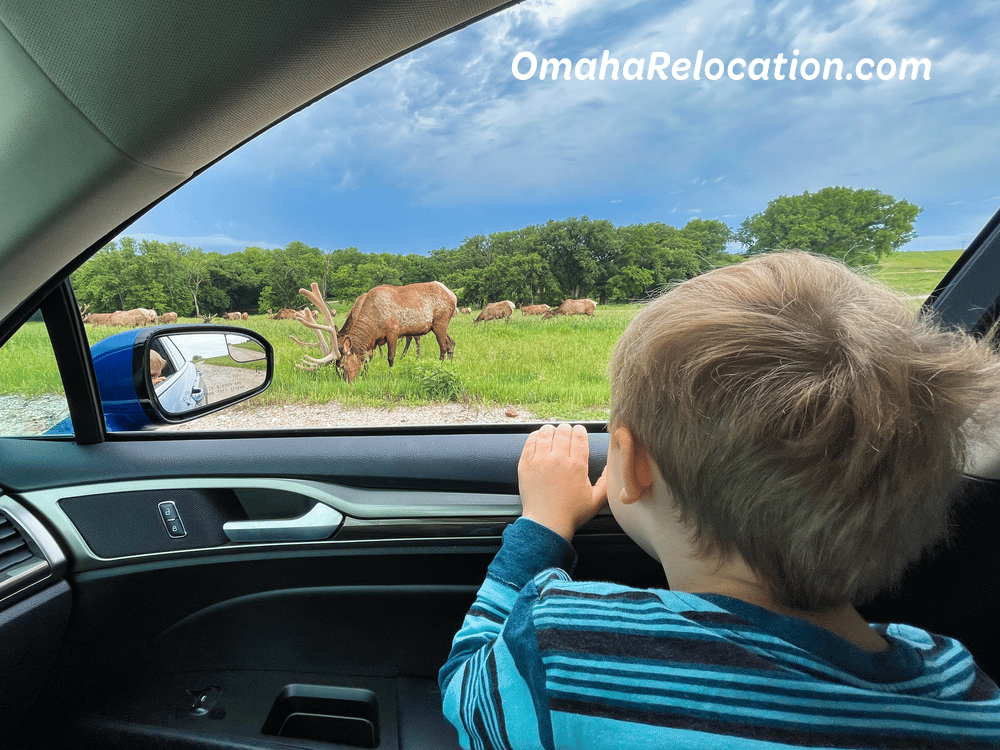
[1,1,999,749]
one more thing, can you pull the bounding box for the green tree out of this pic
[606,265,655,302]
[680,218,738,271]
[735,187,921,265]
[539,216,614,299]
[477,253,558,305]
[259,241,325,310]
[182,248,227,317]
[71,240,138,312]
[615,223,702,292]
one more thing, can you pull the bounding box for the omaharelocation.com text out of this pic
[511,50,932,82]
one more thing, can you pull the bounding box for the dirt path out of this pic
[158,400,548,430]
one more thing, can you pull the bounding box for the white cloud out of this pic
[168,0,998,251]
[118,232,282,251]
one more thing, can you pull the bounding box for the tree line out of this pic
[71,187,920,317]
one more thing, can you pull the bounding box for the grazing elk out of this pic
[106,308,153,326]
[270,308,297,320]
[473,300,515,324]
[520,303,549,315]
[291,281,457,382]
[543,298,597,319]
[458,307,471,314]
[83,313,113,325]
[156,312,179,324]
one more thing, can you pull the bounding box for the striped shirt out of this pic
[439,518,1000,749]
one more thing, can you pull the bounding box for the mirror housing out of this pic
[89,325,273,430]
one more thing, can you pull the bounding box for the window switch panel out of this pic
[158,501,187,538]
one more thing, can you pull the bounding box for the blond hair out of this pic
[609,251,1000,609]
[149,350,166,378]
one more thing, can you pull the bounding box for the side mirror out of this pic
[141,328,272,422]
[86,325,273,430]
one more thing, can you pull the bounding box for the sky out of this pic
[124,0,1000,257]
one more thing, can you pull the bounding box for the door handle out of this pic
[223,503,344,543]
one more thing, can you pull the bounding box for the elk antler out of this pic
[78,303,90,319]
[291,283,341,370]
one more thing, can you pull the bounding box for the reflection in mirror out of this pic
[149,332,268,416]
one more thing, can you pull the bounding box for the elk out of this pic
[107,309,152,326]
[458,307,471,314]
[543,298,597,319]
[473,300,515,324]
[520,303,549,315]
[270,308,297,320]
[80,303,113,325]
[291,281,456,382]
[222,312,242,320]
[156,312,179,324]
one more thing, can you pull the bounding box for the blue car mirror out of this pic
[88,325,273,431]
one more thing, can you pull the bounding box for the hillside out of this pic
[873,250,963,297]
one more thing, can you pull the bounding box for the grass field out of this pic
[219,307,638,420]
[0,250,965,421]
[871,249,962,296]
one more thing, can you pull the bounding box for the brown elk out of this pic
[291,281,456,382]
[270,308,297,320]
[156,312,179,324]
[458,307,471,314]
[543,298,597,319]
[83,313,113,325]
[222,312,242,321]
[473,300,515,324]
[107,309,153,326]
[520,304,549,315]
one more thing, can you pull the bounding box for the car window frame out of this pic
[36,280,105,444]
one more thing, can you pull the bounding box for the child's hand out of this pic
[518,423,609,542]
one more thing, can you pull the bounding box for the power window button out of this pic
[158,502,187,538]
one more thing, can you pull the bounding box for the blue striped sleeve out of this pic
[439,519,576,749]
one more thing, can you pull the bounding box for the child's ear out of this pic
[613,427,654,504]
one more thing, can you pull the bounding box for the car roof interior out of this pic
[0,0,514,330]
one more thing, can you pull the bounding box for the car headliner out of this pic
[0,0,514,329]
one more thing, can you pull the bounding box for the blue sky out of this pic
[126,0,1000,256]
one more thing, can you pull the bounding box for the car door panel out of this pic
[4,430,667,749]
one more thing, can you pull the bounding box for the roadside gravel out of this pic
[158,401,551,430]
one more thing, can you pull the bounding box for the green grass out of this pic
[872,249,962,297]
[0,312,634,419]
[246,307,637,420]
[0,322,64,396]
[0,252,965,418]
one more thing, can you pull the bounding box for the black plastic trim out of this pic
[926,204,1000,334]
[40,281,105,444]
[1,430,611,495]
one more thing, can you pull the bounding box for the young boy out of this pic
[149,349,168,385]
[439,252,1000,748]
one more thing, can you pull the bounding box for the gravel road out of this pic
[1,393,553,435]
[158,401,549,431]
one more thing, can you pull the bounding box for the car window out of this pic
[0,310,71,436]
[67,0,992,433]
